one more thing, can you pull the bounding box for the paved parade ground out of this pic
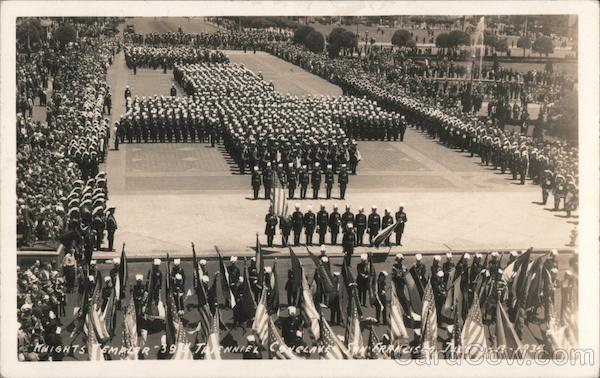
[96,23,576,258]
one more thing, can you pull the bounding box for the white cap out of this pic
[399,203,405,208]
[436,270,444,278]
[288,306,297,315]
[153,259,161,266]
[333,271,340,276]
[135,274,143,281]
[104,276,111,282]
[446,252,452,259]
[199,259,207,265]
[246,335,256,343]
[20,303,32,311]
[475,253,482,259]
[321,256,329,263]
[175,273,182,280]
[464,253,471,260]
[551,268,559,274]
[295,203,300,209]
[447,325,454,333]
[49,311,56,319]
[251,257,256,262]
[90,260,97,265]
[105,259,113,264]
[174,259,181,265]
[320,245,326,252]
[372,205,377,209]
[295,330,303,337]
[113,257,120,264]
[230,256,237,263]
[551,249,558,257]
[265,266,272,273]
[55,327,62,334]
[202,275,210,283]
[360,254,367,261]
[433,255,441,261]
[415,254,422,261]
[510,251,518,257]
[491,251,499,257]
[395,254,404,260]
[381,271,388,276]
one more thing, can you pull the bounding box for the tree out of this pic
[483,31,498,48]
[304,30,325,53]
[16,18,43,49]
[447,30,470,48]
[54,23,76,48]
[532,36,554,56]
[495,38,509,55]
[293,25,314,45]
[391,29,415,48]
[327,27,356,58]
[545,92,578,142]
[516,35,532,56]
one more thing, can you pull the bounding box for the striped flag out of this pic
[117,243,128,304]
[121,300,138,360]
[252,287,269,347]
[267,260,280,315]
[301,267,320,340]
[91,277,110,343]
[403,270,423,326]
[271,175,288,217]
[205,308,222,360]
[86,312,105,361]
[215,247,236,309]
[366,327,388,359]
[256,234,264,293]
[420,281,438,351]
[345,292,364,358]
[372,222,399,248]
[496,301,529,358]
[319,312,353,360]
[190,243,212,343]
[267,316,301,359]
[172,317,194,360]
[390,283,409,341]
[461,296,487,359]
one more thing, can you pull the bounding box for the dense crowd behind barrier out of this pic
[16,24,120,248]
[124,46,229,70]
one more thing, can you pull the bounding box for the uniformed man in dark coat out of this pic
[342,223,356,266]
[311,163,321,199]
[173,273,185,315]
[355,207,367,246]
[324,164,334,199]
[367,206,381,246]
[282,306,303,345]
[357,254,369,306]
[316,204,329,246]
[146,259,163,303]
[132,274,146,333]
[124,86,131,100]
[171,258,186,288]
[394,204,407,246]
[170,84,177,97]
[251,166,261,200]
[329,272,342,325]
[381,209,394,247]
[105,207,117,252]
[242,335,262,359]
[101,276,113,311]
[291,204,303,246]
[541,169,553,205]
[287,163,297,199]
[338,164,349,199]
[227,256,241,291]
[263,162,273,200]
[442,253,455,286]
[328,204,341,245]
[341,204,354,232]
[299,165,309,199]
[410,254,427,295]
[279,214,292,247]
[264,207,278,247]
[391,254,407,293]
[303,206,316,246]
[375,271,388,325]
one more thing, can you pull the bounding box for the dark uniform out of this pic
[338,166,349,199]
[316,206,329,246]
[324,167,334,199]
[303,209,316,246]
[279,215,292,247]
[381,211,394,247]
[394,208,407,246]
[354,209,367,246]
[251,167,262,200]
[356,257,369,306]
[264,211,278,247]
[367,208,381,246]
[328,207,341,245]
[291,207,303,246]
[311,165,321,199]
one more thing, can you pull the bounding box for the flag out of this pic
[117,243,128,304]
[301,267,320,340]
[271,175,288,217]
[390,283,409,341]
[319,309,352,359]
[509,248,532,317]
[86,312,105,361]
[366,327,387,359]
[342,261,362,318]
[172,317,193,360]
[403,270,423,326]
[205,308,222,360]
[345,293,364,358]
[215,247,236,309]
[524,256,545,313]
[100,280,117,340]
[420,281,437,351]
[496,302,528,358]
[367,253,380,308]
[237,262,257,323]
[267,316,301,359]
[190,243,212,343]
[307,248,334,295]
[288,246,302,306]
[121,300,138,360]
[252,286,269,347]
[267,260,280,315]
[372,222,399,248]
[256,234,265,293]
[461,296,487,359]
[90,275,110,343]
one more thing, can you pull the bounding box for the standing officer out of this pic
[410,254,427,295]
[329,272,342,325]
[328,204,341,245]
[324,165,334,199]
[105,208,117,252]
[338,164,349,200]
[382,209,394,247]
[299,166,309,199]
[367,206,381,246]
[342,224,356,266]
[124,86,131,101]
[394,204,407,246]
[282,306,303,345]
[311,163,321,199]
[355,207,367,246]
[356,254,369,306]
[553,173,566,210]
[264,207,278,247]
[263,162,273,200]
[287,163,297,199]
[251,166,261,200]
[173,274,185,315]
[242,335,262,359]
[541,169,554,205]
[171,259,186,288]
[132,274,146,334]
[279,214,292,247]
[170,84,177,97]
[442,253,454,286]
[303,206,316,246]
[375,271,388,325]
[341,204,354,232]
[291,204,303,246]
[316,204,329,246]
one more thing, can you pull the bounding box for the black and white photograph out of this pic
[1,1,598,377]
